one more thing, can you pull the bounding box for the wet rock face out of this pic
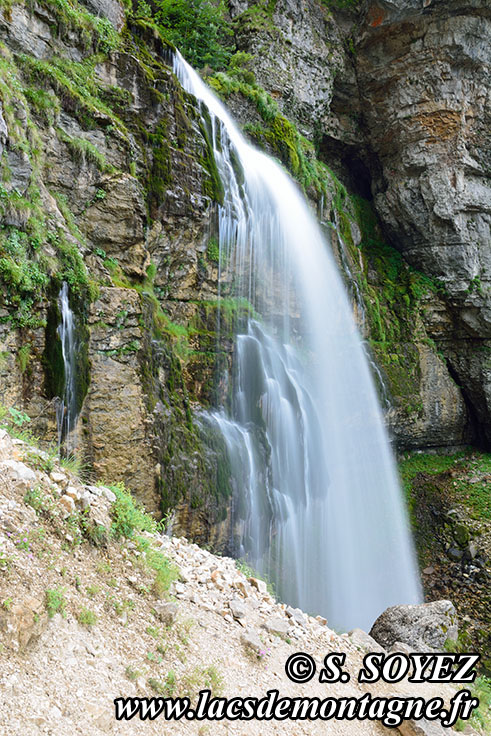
[79,0,125,30]
[355,0,491,443]
[0,0,225,521]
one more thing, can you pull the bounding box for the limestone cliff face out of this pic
[354,0,491,445]
[229,0,345,137]
[0,0,231,536]
[231,0,490,450]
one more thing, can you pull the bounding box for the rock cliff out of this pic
[0,0,489,543]
[354,0,491,445]
[0,1,232,535]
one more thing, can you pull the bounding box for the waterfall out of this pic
[331,226,391,410]
[174,52,421,631]
[56,281,78,453]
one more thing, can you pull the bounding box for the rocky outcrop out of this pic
[82,287,158,508]
[0,1,230,531]
[369,599,458,651]
[229,0,345,136]
[353,0,491,445]
[81,0,125,30]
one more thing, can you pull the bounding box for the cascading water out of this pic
[56,281,78,453]
[174,52,421,631]
[330,224,391,410]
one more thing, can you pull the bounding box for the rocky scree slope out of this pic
[0,427,470,736]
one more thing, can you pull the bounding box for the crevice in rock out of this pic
[444,357,487,450]
[317,135,374,200]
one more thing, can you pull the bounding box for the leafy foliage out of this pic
[137,0,234,69]
[45,587,66,618]
[135,535,177,596]
[76,606,98,627]
[110,483,160,539]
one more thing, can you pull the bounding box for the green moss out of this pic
[334,194,448,404]
[198,109,224,204]
[134,280,244,522]
[206,236,219,263]
[23,86,61,125]
[56,128,115,173]
[401,451,491,522]
[233,2,278,35]
[144,119,172,214]
[17,54,127,133]
[16,343,32,375]
[35,0,120,53]
[400,450,491,676]
[197,418,232,502]
[48,229,89,292]
[0,0,13,19]
[265,115,300,175]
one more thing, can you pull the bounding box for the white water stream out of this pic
[56,281,78,453]
[174,52,421,631]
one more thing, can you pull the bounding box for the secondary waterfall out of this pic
[174,52,421,631]
[56,281,78,453]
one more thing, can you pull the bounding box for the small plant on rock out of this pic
[110,483,159,539]
[45,587,66,618]
[24,486,52,515]
[76,606,97,628]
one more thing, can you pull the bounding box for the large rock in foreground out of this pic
[369,600,458,651]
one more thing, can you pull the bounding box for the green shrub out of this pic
[135,535,177,596]
[148,671,176,696]
[152,0,233,69]
[45,588,66,618]
[24,486,51,514]
[76,606,97,627]
[109,483,159,539]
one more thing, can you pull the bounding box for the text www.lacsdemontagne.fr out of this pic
[114,687,478,728]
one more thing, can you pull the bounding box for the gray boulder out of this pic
[369,600,458,651]
[263,617,290,636]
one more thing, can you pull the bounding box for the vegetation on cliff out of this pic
[400,450,490,676]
